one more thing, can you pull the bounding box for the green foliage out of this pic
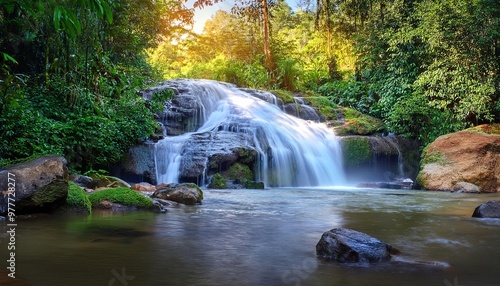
[88,187,153,208]
[244,181,265,189]
[223,163,254,183]
[208,173,227,189]
[66,182,92,213]
[341,137,373,166]
[317,81,377,115]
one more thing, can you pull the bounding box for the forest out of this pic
[1,0,499,172]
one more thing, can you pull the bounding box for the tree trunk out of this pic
[261,0,275,77]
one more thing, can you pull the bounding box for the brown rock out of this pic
[131,182,156,192]
[417,125,500,193]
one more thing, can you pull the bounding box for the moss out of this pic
[341,137,373,166]
[420,150,448,167]
[271,90,295,104]
[223,163,254,183]
[468,124,500,135]
[303,96,340,120]
[66,182,92,213]
[184,183,204,201]
[208,173,227,189]
[336,107,386,135]
[245,181,265,189]
[30,180,68,207]
[88,187,153,208]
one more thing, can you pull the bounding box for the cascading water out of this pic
[154,79,345,187]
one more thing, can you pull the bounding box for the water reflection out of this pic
[0,188,499,285]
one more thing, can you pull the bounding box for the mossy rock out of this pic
[223,163,254,183]
[208,173,227,189]
[271,90,295,104]
[245,181,265,189]
[88,187,153,209]
[336,107,385,135]
[341,137,373,166]
[302,96,340,121]
[64,182,92,214]
[468,124,500,136]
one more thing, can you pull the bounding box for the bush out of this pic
[208,173,227,189]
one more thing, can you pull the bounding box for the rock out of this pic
[417,125,500,192]
[131,182,157,192]
[0,156,69,215]
[69,174,93,188]
[452,182,480,193]
[472,200,500,218]
[316,228,400,263]
[92,175,131,189]
[96,200,139,211]
[113,143,156,184]
[177,131,257,183]
[152,183,204,205]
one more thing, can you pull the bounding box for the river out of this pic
[1,187,499,286]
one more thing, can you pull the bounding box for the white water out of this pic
[155,79,345,187]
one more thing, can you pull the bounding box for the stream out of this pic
[1,187,500,286]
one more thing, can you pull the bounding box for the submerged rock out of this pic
[152,183,203,205]
[472,200,500,218]
[452,182,480,193]
[417,125,500,192]
[316,228,399,263]
[0,156,69,215]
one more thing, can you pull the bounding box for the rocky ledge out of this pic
[417,124,500,193]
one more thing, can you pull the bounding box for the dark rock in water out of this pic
[0,156,69,215]
[452,182,480,193]
[472,200,500,218]
[316,228,399,263]
[152,183,203,205]
[356,178,414,190]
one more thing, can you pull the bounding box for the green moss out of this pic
[184,183,204,201]
[245,181,265,189]
[30,180,68,207]
[420,150,448,167]
[468,124,500,135]
[337,108,386,135]
[66,182,92,213]
[303,96,340,120]
[223,163,254,183]
[341,137,373,166]
[88,187,153,208]
[208,173,227,189]
[271,90,295,104]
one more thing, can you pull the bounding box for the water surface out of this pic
[1,188,499,286]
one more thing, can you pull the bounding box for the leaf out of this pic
[101,1,113,24]
[2,53,18,64]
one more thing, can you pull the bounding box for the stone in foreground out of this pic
[316,228,399,263]
[152,183,203,205]
[472,200,500,218]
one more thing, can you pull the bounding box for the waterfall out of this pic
[154,79,345,187]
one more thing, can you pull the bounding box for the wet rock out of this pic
[472,200,500,218]
[316,228,400,263]
[112,142,156,185]
[152,183,203,205]
[70,174,93,188]
[452,182,480,194]
[0,156,69,215]
[417,125,500,192]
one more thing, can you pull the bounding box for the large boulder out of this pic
[472,200,500,218]
[316,228,400,263]
[417,125,500,192]
[112,143,156,185]
[0,156,69,215]
[152,183,203,205]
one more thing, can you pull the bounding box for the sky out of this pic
[187,0,302,34]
